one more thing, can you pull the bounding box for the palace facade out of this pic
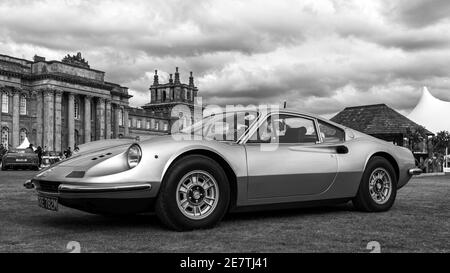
[0,53,199,152]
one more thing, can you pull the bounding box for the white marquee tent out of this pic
[16,136,31,149]
[408,87,450,134]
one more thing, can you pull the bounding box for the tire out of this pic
[155,155,230,231]
[353,156,397,212]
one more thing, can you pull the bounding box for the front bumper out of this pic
[58,183,151,193]
[30,179,158,199]
[408,168,423,175]
[29,179,159,214]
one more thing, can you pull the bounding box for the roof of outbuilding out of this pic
[330,104,434,136]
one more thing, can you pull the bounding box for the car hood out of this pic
[46,136,168,169]
[75,139,136,153]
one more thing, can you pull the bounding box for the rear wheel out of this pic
[353,156,397,212]
[155,155,230,231]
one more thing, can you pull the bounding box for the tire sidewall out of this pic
[158,155,230,230]
[359,157,397,211]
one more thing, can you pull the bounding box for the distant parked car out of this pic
[1,149,39,171]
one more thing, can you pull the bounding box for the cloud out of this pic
[385,0,450,28]
[0,0,449,117]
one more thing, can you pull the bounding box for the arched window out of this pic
[19,128,28,145]
[118,108,123,126]
[74,99,80,119]
[1,127,9,148]
[1,93,8,113]
[19,95,27,115]
[162,90,167,102]
[31,129,37,146]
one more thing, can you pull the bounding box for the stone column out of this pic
[67,93,75,149]
[105,99,112,139]
[35,90,43,147]
[43,90,54,151]
[12,90,20,148]
[54,91,62,152]
[96,98,106,140]
[114,105,121,138]
[84,96,92,143]
[0,90,3,126]
[124,109,129,136]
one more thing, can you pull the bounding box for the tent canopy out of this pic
[16,136,30,149]
[408,87,450,134]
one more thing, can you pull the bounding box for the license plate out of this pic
[38,195,58,211]
[16,159,27,162]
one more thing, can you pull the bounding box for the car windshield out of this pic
[180,111,259,142]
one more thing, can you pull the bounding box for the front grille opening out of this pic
[36,181,61,193]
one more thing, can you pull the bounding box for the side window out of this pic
[205,111,258,142]
[250,114,318,144]
[318,121,345,143]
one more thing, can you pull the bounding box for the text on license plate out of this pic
[16,159,27,162]
[38,195,58,211]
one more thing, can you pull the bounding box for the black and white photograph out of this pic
[0,0,448,264]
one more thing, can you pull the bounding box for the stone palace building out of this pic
[0,53,199,152]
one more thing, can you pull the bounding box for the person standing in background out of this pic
[35,146,43,169]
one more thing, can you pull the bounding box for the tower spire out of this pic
[189,71,194,86]
[174,67,180,84]
[153,70,159,85]
[169,74,173,84]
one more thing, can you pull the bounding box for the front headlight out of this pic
[127,144,142,169]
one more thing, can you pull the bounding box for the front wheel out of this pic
[353,156,397,212]
[155,155,230,231]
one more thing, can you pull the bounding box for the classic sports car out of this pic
[27,109,422,230]
[2,148,39,171]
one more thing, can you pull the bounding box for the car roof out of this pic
[204,108,346,130]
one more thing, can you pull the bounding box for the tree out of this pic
[432,131,450,155]
[405,125,427,151]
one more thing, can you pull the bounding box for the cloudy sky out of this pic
[1,0,450,117]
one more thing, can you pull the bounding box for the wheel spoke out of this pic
[179,185,188,193]
[192,174,200,185]
[204,199,213,207]
[181,200,189,209]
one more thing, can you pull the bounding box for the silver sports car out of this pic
[27,109,422,230]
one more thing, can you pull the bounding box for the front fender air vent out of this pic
[91,153,113,161]
[65,171,86,178]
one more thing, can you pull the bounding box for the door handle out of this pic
[336,145,349,154]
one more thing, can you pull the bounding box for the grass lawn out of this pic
[0,171,448,253]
